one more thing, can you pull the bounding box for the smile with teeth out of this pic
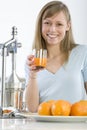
[47,34,58,39]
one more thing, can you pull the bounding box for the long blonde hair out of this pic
[32,1,77,56]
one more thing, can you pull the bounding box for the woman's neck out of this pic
[47,44,62,59]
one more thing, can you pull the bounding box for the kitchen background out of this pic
[0,0,87,102]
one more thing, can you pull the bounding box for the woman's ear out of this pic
[66,21,71,31]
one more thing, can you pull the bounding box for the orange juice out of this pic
[33,49,47,69]
[34,57,47,69]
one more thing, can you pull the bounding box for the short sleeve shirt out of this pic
[25,45,87,104]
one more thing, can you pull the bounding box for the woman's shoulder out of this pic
[72,44,87,53]
[69,44,87,60]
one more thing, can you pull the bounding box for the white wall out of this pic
[0,0,87,79]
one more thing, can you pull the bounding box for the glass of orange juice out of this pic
[32,49,47,69]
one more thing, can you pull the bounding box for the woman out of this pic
[25,1,87,112]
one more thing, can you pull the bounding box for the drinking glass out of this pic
[32,49,47,69]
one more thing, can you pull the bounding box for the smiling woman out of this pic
[24,1,87,113]
[42,11,70,47]
[0,0,87,109]
[0,0,87,79]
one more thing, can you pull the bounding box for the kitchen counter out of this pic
[0,118,87,130]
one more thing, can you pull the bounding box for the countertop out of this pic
[0,118,87,130]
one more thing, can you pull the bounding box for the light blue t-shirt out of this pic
[25,45,87,104]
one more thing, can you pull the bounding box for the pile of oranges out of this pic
[38,100,87,116]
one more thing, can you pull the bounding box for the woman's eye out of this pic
[57,23,63,26]
[44,22,50,25]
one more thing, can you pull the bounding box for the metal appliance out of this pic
[0,27,25,111]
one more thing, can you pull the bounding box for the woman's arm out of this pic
[25,55,39,112]
[25,74,39,112]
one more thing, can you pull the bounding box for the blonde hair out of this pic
[32,1,77,55]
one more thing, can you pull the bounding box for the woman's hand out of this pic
[26,55,36,71]
[26,55,37,79]
[26,54,44,72]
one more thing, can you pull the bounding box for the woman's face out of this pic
[42,11,70,46]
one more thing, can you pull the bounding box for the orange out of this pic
[47,100,56,105]
[38,102,51,116]
[51,100,71,116]
[70,100,87,116]
[47,100,56,115]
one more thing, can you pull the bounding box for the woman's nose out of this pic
[49,24,56,32]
